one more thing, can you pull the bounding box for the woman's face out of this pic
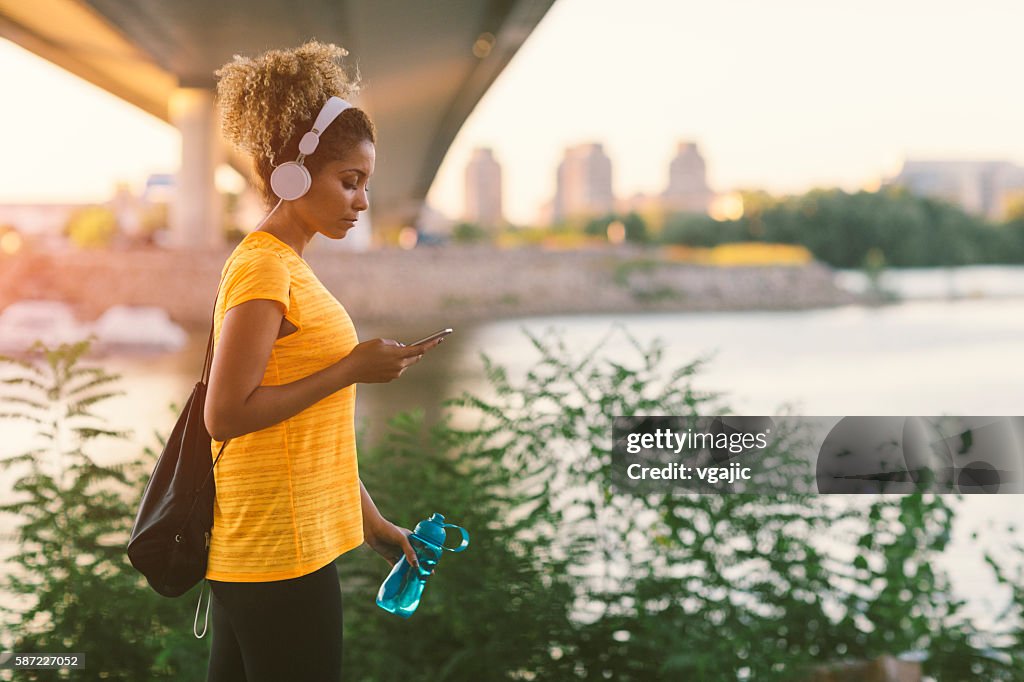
[295,138,375,240]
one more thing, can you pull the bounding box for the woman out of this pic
[203,41,442,681]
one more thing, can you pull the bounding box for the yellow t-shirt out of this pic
[205,230,363,582]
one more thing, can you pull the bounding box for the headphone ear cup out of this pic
[270,162,312,201]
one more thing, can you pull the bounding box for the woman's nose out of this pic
[354,188,369,210]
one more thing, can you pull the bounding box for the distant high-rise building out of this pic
[888,159,1024,220]
[551,143,614,223]
[663,141,712,214]
[464,147,504,228]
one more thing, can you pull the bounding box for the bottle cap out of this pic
[413,513,448,547]
[412,513,470,552]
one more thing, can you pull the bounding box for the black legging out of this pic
[206,559,343,682]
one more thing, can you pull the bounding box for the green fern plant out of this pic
[0,339,207,681]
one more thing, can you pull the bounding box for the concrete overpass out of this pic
[0,0,555,249]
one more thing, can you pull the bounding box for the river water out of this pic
[1,265,1023,650]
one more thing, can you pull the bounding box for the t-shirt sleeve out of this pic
[221,248,291,315]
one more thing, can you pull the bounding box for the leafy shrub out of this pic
[2,333,1021,681]
[0,340,208,680]
[344,328,1024,680]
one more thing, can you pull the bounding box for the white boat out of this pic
[90,305,188,353]
[0,300,93,354]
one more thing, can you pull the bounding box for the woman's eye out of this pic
[344,183,357,190]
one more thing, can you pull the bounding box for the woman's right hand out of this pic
[341,337,442,383]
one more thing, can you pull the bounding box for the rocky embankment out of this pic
[0,244,861,330]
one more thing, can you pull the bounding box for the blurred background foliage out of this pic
[63,207,118,250]
[652,187,1024,269]
[460,187,1024,272]
[50,185,1024,269]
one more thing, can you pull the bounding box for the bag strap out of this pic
[201,323,216,386]
[204,263,232,457]
[201,267,226,387]
[176,265,233,539]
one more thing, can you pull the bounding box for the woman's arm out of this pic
[360,478,418,567]
[204,298,439,441]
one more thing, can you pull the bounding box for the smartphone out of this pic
[407,328,454,347]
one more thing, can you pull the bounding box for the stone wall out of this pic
[0,245,860,330]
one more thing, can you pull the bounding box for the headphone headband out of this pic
[270,95,354,202]
[298,96,353,155]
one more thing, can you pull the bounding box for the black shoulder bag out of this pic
[126,277,229,636]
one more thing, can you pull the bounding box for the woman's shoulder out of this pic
[222,233,289,273]
[235,230,290,258]
[214,235,294,315]
[215,238,292,309]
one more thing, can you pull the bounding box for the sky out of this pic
[2,0,1023,225]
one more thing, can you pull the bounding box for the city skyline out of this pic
[462,140,1024,227]
[2,0,1024,226]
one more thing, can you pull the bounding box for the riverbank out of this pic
[0,244,861,330]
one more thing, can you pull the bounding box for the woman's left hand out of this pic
[365,518,419,568]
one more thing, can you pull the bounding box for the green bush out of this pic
[344,328,1024,680]
[452,222,490,244]
[659,188,1024,268]
[64,207,118,250]
[584,212,650,243]
[0,340,208,680]
[2,333,1022,680]
[661,212,740,247]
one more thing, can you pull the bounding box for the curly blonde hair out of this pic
[214,40,376,207]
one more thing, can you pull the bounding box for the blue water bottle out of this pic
[376,513,470,618]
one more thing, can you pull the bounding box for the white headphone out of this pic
[269,96,353,201]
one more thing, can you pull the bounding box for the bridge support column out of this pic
[168,87,224,250]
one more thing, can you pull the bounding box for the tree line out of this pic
[455,187,1024,269]
[643,187,1024,268]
